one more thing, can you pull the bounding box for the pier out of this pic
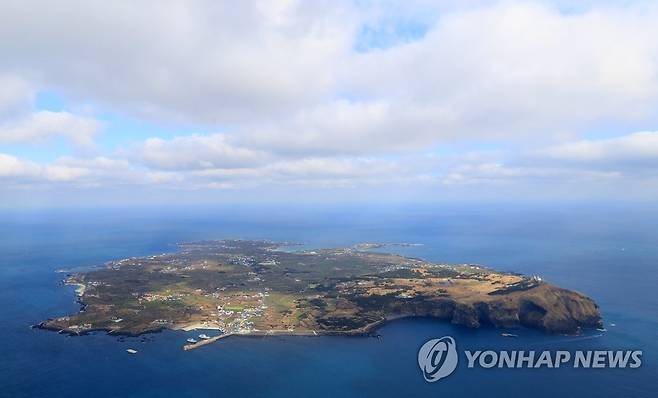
[183,333,233,351]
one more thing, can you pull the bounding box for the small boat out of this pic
[610,323,616,327]
[198,334,210,340]
[126,349,138,354]
[501,333,518,338]
[186,338,198,344]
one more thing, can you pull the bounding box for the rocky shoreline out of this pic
[36,283,602,340]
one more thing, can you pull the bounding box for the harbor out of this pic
[183,333,233,351]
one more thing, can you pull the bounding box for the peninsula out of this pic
[39,240,602,339]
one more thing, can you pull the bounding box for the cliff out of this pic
[382,283,602,334]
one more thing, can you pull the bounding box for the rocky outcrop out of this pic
[451,303,481,328]
[441,284,602,334]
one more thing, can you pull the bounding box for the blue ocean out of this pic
[1,204,655,397]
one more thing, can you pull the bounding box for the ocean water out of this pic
[0,203,656,397]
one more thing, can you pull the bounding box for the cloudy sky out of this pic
[2,0,658,206]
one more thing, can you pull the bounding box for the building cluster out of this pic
[212,290,269,333]
[227,255,256,267]
[141,292,184,302]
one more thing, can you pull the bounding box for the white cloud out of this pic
[440,131,658,187]
[539,131,658,164]
[0,153,137,184]
[345,2,658,143]
[133,134,267,170]
[0,153,41,179]
[0,74,33,118]
[0,0,358,123]
[442,162,621,185]
[228,1,658,156]
[242,100,449,156]
[266,157,398,179]
[0,153,92,183]
[2,1,658,202]
[1,129,656,200]
[0,149,421,192]
[2,1,658,149]
[0,111,101,148]
[43,156,135,183]
[184,156,413,189]
[42,164,90,182]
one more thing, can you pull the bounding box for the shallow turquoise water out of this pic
[0,204,655,397]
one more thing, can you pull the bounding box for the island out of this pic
[38,240,602,345]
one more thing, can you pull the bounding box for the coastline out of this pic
[35,313,418,343]
[181,313,473,351]
[36,307,598,344]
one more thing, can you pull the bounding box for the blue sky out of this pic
[1,0,658,206]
